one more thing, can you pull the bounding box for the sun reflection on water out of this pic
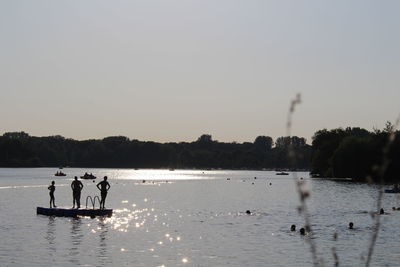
[83,194,188,266]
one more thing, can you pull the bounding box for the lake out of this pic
[0,168,399,266]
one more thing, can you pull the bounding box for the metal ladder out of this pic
[85,195,101,209]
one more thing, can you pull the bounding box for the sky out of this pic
[0,0,399,144]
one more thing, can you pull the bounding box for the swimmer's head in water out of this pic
[299,228,305,235]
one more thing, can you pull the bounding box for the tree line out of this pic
[0,132,310,170]
[2,124,398,183]
[310,122,400,182]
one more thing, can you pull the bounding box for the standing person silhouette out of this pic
[96,176,110,209]
[48,181,57,208]
[71,176,83,209]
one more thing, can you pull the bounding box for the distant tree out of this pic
[311,128,348,176]
[291,136,307,147]
[3,131,30,139]
[275,136,291,148]
[178,149,195,168]
[383,121,394,133]
[253,136,273,151]
[102,136,130,145]
[197,134,213,143]
[344,127,370,137]
[331,136,378,180]
[275,136,306,148]
[310,126,400,182]
[49,135,65,141]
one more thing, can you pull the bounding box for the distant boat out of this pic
[54,172,66,176]
[385,189,400,193]
[80,174,96,179]
[276,172,289,175]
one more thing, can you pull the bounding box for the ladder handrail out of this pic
[85,195,101,209]
[85,196,94,209]
[93,196,101,209]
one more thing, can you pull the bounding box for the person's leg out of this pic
[77,191,81,208]
[99,192,104,209]
[102,192,107,209]
[99,197,104,209]
[73,192,76,208]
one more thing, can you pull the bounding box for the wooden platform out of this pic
[37,207,113,217]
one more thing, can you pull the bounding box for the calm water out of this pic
[0,168,399,267]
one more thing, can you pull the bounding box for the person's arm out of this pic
[96,182,101,190]
[106,182,110,191]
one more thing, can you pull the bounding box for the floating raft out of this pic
[37,207,112,217]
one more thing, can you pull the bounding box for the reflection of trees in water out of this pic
[46,217,56,254]
[97,217,112,265]
[69,217,83,266]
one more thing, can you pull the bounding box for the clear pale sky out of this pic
[0,1,399,143]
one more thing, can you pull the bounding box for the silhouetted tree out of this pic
[197,134,213,143]
[254,136,273,152]
[310,126,400,182]
[0,131,312,170]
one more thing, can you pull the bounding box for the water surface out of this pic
[0,168,399,266]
